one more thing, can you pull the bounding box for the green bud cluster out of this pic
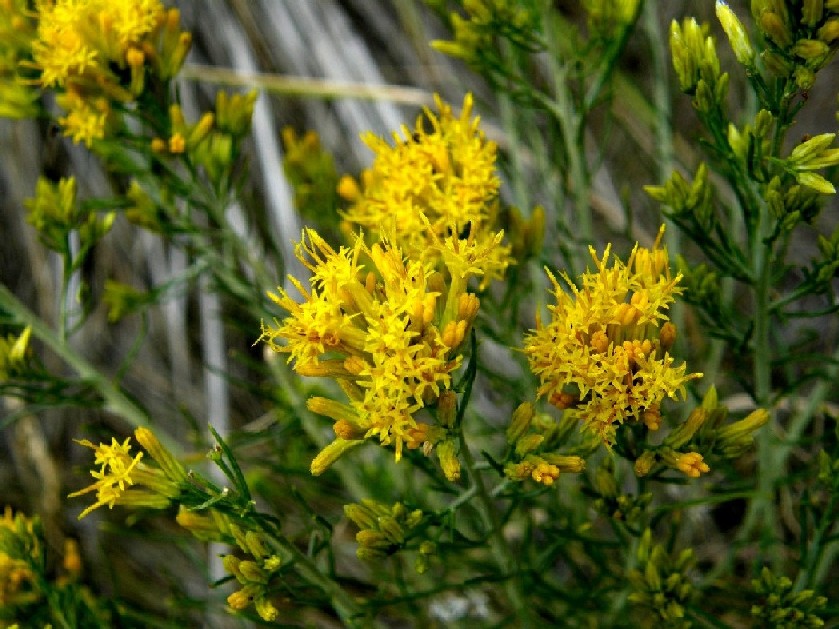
[344,499,423,561]
[282,127,341,227]
[589,458,651,524]
[634,388,770,478]
[503,403,588,486]
[750,567,827,628]
[627,529,696,628]
[751,0,839,88]
[583,0,641,40]
[430,0,543,67]
[645,164,719,239]
[810,224,839,286]
[786,133,839,194]
[25,177,115,255]
[669,18,729,113]
[222,526,283,622]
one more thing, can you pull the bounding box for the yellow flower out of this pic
[56,90,109,147]
[68,429,182,519]
[262,228,474,465]
[675,451,710,478]
[32,0,164,88]
[28,0,191,144]
[341,94,512,289]
[524,226,702,446]
[67,437,145,519]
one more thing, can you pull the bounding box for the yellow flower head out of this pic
[32,0,165,88]
[68,428,182,519]
[341,94,512,289]
[29,0,190,145]
[67,437,145,519]
[523,226,702,446]
[262,228,477,463]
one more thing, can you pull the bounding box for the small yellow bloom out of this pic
[68,431,182,519]
[342,94,512,289]
[68,437,144,519]
[262,228,468,463]
[524,226,702,446]
[168,132,186,154]
[675,452,710,478]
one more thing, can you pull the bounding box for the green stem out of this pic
[642,1,683,337]
[738,182,781,565]
[795,489,838,592]
[0,284,179,453]
[261,521,375,628]
[458,428,532,626]
[543,15,591,248]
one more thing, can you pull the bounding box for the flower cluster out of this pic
[68,427,185,519]
[25,176,115,253]
[261,228,485,471]
[0,507,38,610]
[503,402,588,486]
[150,91,258,183]
[430,1,543,65]
[176,506,284,621]
[339,94,512,290]
[750,566,827,628]
[29,0,191,145]
[344,500,424,561]
[0,0,39,120]
[627,529,696,628]
[524,226,702,447]
[748,0,839,89]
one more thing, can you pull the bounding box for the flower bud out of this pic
[135,427,187,482]
[716,2,755,66]
[515,433,544,457]
[255,597,279,622]
[507,402,534,444]
[665,408,708,449]
[436,439,461,481]
[634,450,657,476]
[543,453,586,473]
[310,439,364,476]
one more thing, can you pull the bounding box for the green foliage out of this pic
[1,1,837,628]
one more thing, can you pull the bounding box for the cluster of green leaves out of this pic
[1,1,837,627]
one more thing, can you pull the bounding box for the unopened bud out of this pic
[239,560,267,584]
[310,439,364,476]
[544,453,585,473]
[716,2,755,66]
[634,450,657,476]
[793,39,829,60]
[665,408,708,449]
[436,439,461,481]
[337,174,360,199]
[818,18,839,43]
[760,12,792,48]
[507,402,534,444]
[254,597,279,622]
[438,390,458,428]
[515,433,544,457]
[659,322,677,352]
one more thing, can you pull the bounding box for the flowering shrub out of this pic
[0,1,837,627]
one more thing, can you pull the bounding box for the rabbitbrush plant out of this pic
[0,0,837,627]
